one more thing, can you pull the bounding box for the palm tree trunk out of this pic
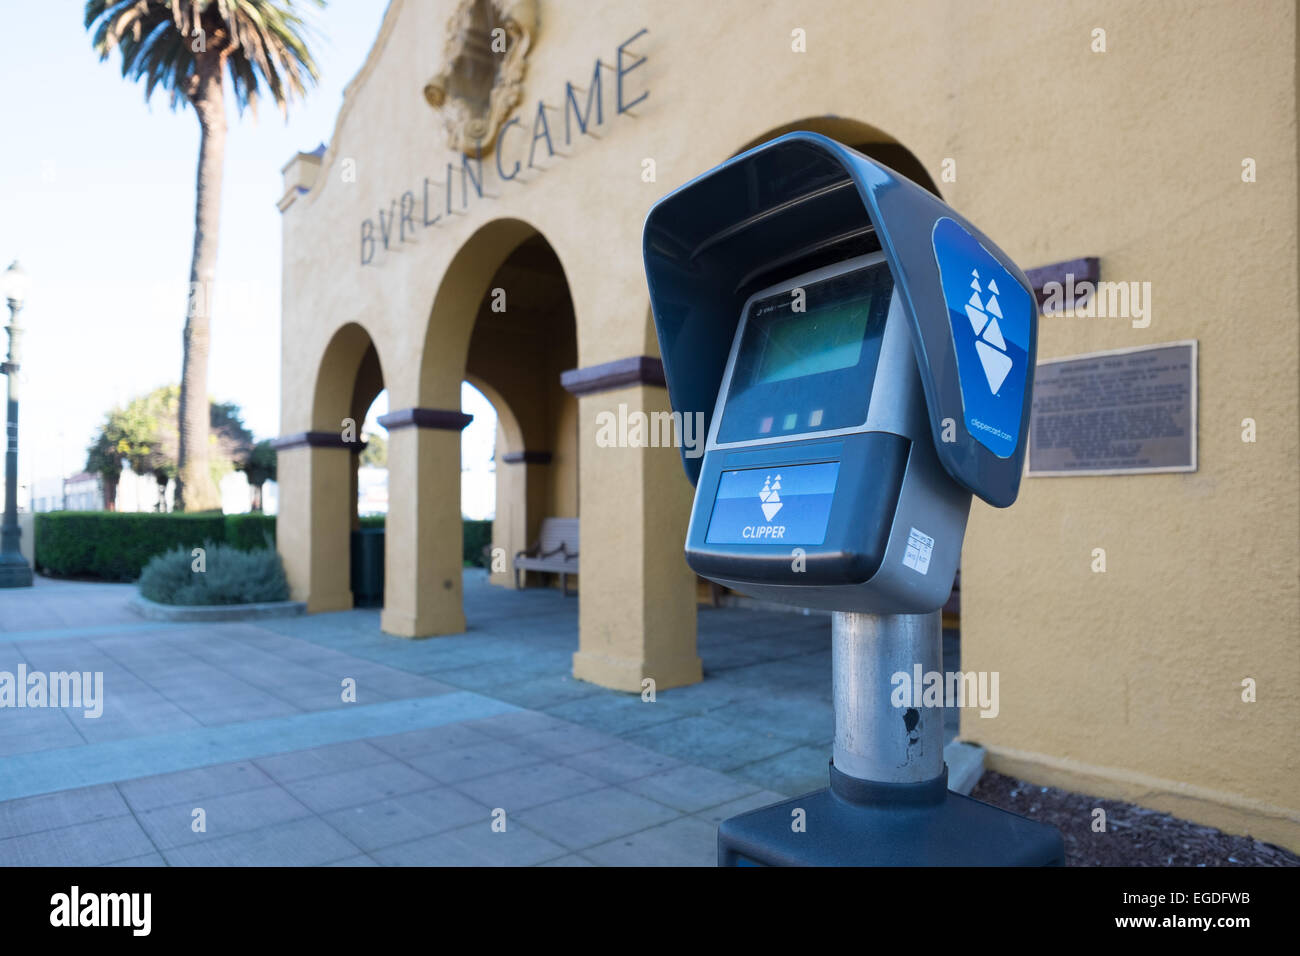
[176,63,226,513]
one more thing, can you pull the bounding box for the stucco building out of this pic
[275,0,1300,851]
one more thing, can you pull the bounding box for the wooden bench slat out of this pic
[514,518,580,595]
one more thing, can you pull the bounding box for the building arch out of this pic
[304,320,389,609]
[731,115,942,196]
[312,321,388,432]
[464,373,524,455]
[415,219,580,599]
[418,217,581,409]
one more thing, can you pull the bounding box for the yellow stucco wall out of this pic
[279,0,1300,846]
[954,4,1300,851]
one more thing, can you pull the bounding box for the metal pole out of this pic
[832,610,944,783]
[0,300,33,587]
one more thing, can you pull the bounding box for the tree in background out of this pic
[120,386,181,503]
[86,386,255,511]
[85,0,323,511]
[209,400,256,480]
[241,439,277,511]
[360,430,387,468]
[85,418,127,512]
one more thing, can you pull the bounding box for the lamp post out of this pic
[0,260,33,588]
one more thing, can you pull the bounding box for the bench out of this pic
[514,517,579,596]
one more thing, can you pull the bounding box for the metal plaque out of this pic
[1027,341,1197,476]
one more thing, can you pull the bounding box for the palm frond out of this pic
[85,0,324,116]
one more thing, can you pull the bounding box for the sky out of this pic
[0,0,497,516]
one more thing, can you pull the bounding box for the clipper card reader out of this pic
[643,132,1064,866]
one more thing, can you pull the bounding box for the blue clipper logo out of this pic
[931,217,1031,459]
[705,462,840,545]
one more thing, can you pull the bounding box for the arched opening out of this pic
[421,220,579,619]
[460,379,503,524]
[311,322,387,610]
[358,390,390,521]
[466,234,579,595]
[731,116,943,197]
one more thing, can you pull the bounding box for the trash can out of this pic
[350,527,385,608]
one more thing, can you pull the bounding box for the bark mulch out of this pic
[969,771,1299,867]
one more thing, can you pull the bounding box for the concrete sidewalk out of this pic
[0,573,958,866]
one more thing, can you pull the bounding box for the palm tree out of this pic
[241,439,277,511]
[86,386,257,512]
[85,0,322,511]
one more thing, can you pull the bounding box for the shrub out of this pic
[36,512,227,582]
[224,513,276,551]
[34,511,492,581]
[138,541,290,605]
[463,519,492,567]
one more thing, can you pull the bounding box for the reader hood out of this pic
[642,131,1038,508]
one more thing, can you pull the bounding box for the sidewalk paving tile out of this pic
[161,817,360,867]
[367,723,495,760]
[0,785,130,839]
[513,724,623,758]
[514,787,681,850]
[118,761,275,812]
[692,790,789,826]
[135,785,313,849]
[370,819,567,866]
[582,816,719,867]
[106,852,168,866]
[623,715,802,771]
[453,762,606,812]
[281,760,436,814]
[461,710,570,739]
[0,815,155,866]
[406,738,548,784]
[0,572,851,866]
[323,788,490,852]
[558,743,683,784]
[538,854,595,866]
[619,765,759,814]
[728,744,831,796]
[253,740,391,784]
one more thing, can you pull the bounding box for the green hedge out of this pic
[225,513,277,551]
[36,512,227,582]
[463,519,492,567]
[34,511,494,580]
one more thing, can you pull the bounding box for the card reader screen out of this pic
[755,300,871,383]
[705,462,840,545]
[716,263,893,445]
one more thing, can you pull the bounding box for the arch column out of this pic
[495,449,553,588]
[563,357,701,691]
[272,432,356,613]
[378,407,473,638]
[463,375,536,591]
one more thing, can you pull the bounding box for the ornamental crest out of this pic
[423,0,538,156]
